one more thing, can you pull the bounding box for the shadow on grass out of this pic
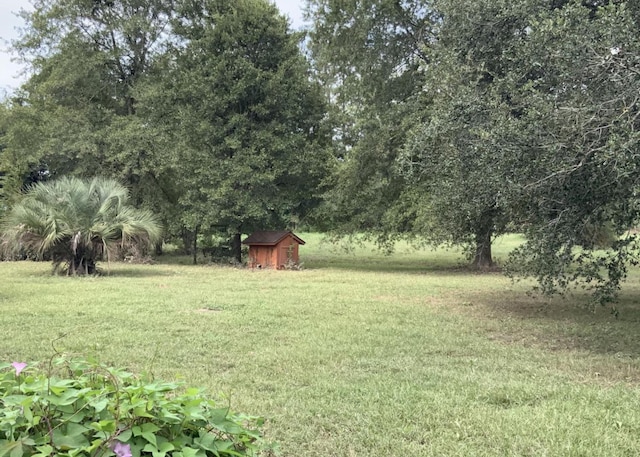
[302,255,507,276]
[460,286,640,361]
[153,251,476,274]
[99,266,174,278]
[298,232,521,273]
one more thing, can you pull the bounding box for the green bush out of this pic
[0,357,271,457]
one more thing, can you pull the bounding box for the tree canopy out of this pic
[306,0,434,244]
[143,0,331,261]
[308,0,640,302]
[501,1,640,302]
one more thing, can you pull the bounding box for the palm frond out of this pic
[0,176,163,274]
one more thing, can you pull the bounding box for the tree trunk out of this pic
[181,228,194,255]
[154,241,163,256]
[193,225,199,265]
[472,226,494,269]
[231,232,242,264]
[69,255,97,275]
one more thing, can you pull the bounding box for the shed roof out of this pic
[242,231,305,246]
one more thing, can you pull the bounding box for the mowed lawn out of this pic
[2,233,640,456]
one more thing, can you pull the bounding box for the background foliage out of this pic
[2,0,640,298]
[307,0,640,301]
[0,0,331,261]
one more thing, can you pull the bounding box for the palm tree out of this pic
[1,177,162,275]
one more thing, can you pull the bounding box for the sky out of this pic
[0,0,306,95]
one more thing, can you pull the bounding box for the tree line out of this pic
[1,0,640,303]
[0,0,331,263]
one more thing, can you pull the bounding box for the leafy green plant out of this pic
[0,357,270,457]
[0,177,162,275]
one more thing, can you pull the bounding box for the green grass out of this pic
[2,233,640,456]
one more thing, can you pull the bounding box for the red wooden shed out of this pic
[242,231,305,269]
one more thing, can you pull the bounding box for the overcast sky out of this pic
[0,0,306,94]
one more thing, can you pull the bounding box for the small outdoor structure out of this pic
[243,231,305,269]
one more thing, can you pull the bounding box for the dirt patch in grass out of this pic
[196,307,224,313]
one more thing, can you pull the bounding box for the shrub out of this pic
[1,177,162,275]
[0,357,271,457]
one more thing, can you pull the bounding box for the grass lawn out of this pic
[2,233,640,456]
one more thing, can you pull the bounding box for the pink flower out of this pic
[111,442,132,457]
[11,362,27,376]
